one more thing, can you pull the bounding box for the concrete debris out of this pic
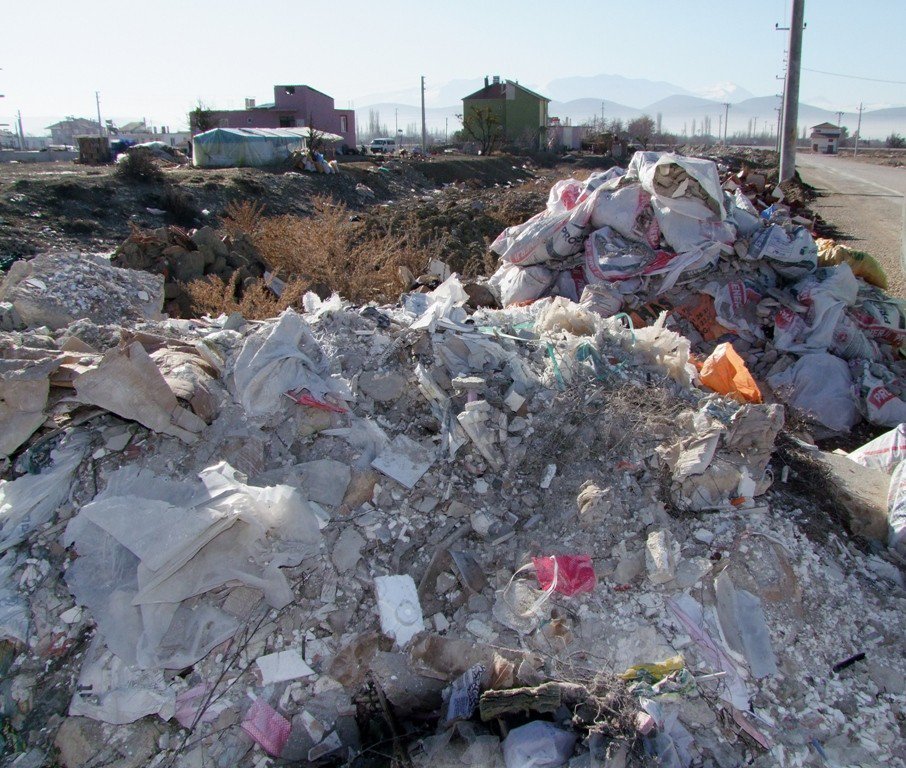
[0,152,903,768]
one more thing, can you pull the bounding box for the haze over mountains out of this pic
[357,73,904,140]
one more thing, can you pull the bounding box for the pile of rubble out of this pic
[111,225,268,316]
[0,152,904,768]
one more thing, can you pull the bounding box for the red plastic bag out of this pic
[532,555,597,596]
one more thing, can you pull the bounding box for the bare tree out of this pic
[627,115,656,148]
[457,106,503,154]
[189,101,217,135]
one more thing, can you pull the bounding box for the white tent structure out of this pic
[192,127,342,168]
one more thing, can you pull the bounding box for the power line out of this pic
[802,67,906,85]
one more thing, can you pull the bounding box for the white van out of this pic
[368,138,396,155]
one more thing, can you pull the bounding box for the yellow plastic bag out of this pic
[621,655,685,682]
[817,239,888,289]
[700,342,762,403]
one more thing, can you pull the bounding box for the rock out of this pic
[359,370,406,403]
[54,717,103,768]
[332,528,366,574]
[817,451,890,541]
[646,530,677,585]
[463,281,499,309]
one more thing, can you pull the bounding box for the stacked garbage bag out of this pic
[487,151,906,435]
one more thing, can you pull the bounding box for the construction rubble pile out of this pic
[0,151,902,768]
[111,225,268,316]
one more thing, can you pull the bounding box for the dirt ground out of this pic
[0,155,548,264]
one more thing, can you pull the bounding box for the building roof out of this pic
[276,84,333,100]
[463,80,550,103]
[811,122,841,131]
[193,127,343,143]
[120,121,150,133]
[46,118,100,130]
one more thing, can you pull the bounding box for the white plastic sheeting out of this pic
[192,127,341,168]
[63,461,322,672]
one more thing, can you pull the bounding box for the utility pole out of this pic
[718,115,723,144]
[779,0,805,181]
[600,101,604,130]
[723,102,730,143]
[835,110,844,127]
[395,108,398,138]
[775,104,783,152]
[17,110,25,150]
[420,76,427,152]
[853,101,863,156]
[95,91,104,136]
[445,117,448,142]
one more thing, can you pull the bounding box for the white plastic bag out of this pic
[853,361,906,427]
[502,721,577,768]
[589,184,660,246]
[749,225,817,278]
[768,353,860,431]
[628,151,726,218]
[489,262,557,306]
[849,424,906,552]
[651,197,736,255]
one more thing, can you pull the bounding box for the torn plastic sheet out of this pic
[714,570,778,679]
[414,363,468,459]
[0,361,53,456]
[232,309,346,417]
[405,275,470,331]
[74,342,206,443]
[0,430,90,553]
[174,683,230,729]
[0,553,29,644]
[69,636,175,724]
[640,697,696,768]
[64,462,321,669]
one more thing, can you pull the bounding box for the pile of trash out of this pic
[111,225,268,315]
[486,151,905,437]
[0,156,904,768]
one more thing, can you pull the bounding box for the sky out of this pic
[2,0,905,136]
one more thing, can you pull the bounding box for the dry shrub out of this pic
[222,200,265,238]
[183,272,308,321]
[253,195,428,303]
[115,148,164,183]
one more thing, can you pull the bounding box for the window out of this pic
[340,115,348,132]
[279,116,297,128]
[284,87,295,95]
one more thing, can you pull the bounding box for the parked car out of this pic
[368,138,396,155]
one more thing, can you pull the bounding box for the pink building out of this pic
[202,84,356,150]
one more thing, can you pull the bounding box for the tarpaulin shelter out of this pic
[191,127,341,168]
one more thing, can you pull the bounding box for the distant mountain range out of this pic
[355,73,903,141]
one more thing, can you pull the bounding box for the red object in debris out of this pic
[284,389,348,413]
[241,699,291,757]
[532,555,597,596]
[613,583,633,592]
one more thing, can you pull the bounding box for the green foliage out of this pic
[886,132,905,149]
[189,101,217,135]
[115,148,164,183]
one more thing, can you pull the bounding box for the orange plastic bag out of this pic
[700,342,762,403]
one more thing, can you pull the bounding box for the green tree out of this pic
[457,106,503,154]
[887,132,905,149]
[189,102,216,135]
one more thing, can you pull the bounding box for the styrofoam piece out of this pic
[374,574,425,646]
[371,434,434,490]
[256,649,316,685]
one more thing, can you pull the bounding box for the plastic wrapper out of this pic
[853,361,906,427]
[699,343,762,403]
[749,225,817,278]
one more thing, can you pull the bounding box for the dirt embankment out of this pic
[0,156,540,264]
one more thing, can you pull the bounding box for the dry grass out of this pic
[183,272,309,320]
[252,195,429,304]
[222,199,265,238]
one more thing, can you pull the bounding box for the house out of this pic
[461,76,550,151]
[547,117,586,151]
[199,85,356,150]
[46,117,102,146]
[810,122,843,154]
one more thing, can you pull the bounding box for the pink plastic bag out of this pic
[241,699,291,757]
[532,555,597,596]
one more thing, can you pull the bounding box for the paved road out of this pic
[796,152,906,297]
